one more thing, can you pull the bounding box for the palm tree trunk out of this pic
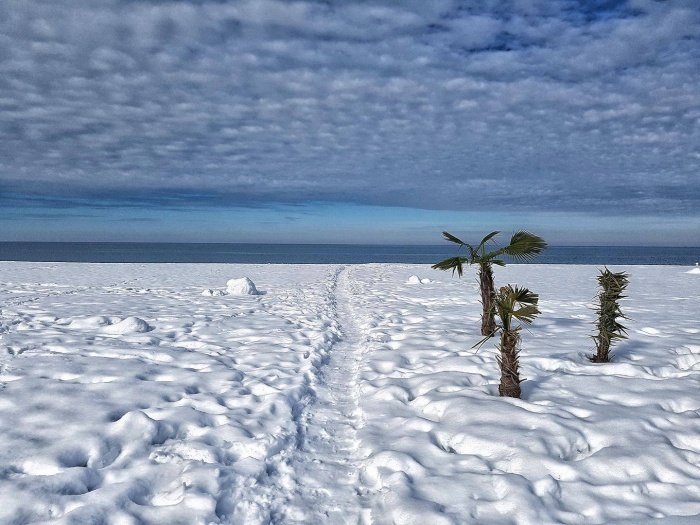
[591,333,611,363]
[498,329,522,398]
[479,262,497,336]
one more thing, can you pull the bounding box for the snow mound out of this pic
[406,275,432,284]
[226,277,260,295]
[101,317,152,334]
[69,316,112,329]
[685,267,700,274]
[201,289,225,297]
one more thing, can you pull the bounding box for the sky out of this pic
[1,0,699,245]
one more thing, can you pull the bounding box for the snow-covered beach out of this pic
[1,262,699,525]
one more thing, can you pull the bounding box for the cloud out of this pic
[0,0,699,219]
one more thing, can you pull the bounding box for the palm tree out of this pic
[591,268,629,363]
[432,231,547,336]
[477,285,540,398]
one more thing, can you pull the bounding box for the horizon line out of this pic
[1,241,699,249]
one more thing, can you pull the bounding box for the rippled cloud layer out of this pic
[1,0,699,239]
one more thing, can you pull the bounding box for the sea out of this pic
[0,242,698,265]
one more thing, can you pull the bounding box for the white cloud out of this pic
[0,0,699,217]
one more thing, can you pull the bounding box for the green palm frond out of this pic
[440,231,479,265]
[495,231,548,262]
[495,285,540,331]
[511,305,540,325]
[472,333,494,350]
[511,285,539,306]
[474,284,540,344]
[477,231,501,251]
[431,257,468,277]
[442,231,467,246]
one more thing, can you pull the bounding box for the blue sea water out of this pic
[0,242,698,265]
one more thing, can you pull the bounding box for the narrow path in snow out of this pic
[279,265,371,525]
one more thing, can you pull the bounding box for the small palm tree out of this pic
[590,268,629,363]
[432,230,547,336]
[477,285,540,398]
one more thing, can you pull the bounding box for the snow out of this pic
[100,316,152,334]
[1,262,699,524]
[406,275,432,284]
[202,289,226,297]
[226,277,260,295]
